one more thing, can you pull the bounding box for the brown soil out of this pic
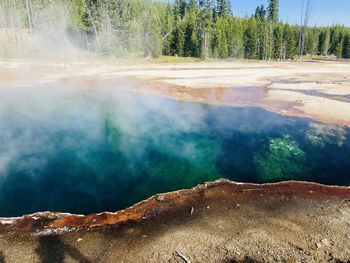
[1,180,350,263]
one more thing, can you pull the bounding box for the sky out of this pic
[231,0,350,26]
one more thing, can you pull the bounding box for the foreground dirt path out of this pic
[0,180,350,262]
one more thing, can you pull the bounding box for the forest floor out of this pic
[1,58,350,126]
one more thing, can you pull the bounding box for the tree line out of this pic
[0,0,349,59]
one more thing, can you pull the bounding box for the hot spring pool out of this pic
[1,87,350,216]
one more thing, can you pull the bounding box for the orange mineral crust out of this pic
[1,179,349,232]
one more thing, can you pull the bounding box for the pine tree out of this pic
[330,25,343,55]
[343,33,350,59]
[244,18,258,59]
[267,0,279,60]
[256,18,268,59]
[318,28,330,56]
[284,24,298,59]
[227,17,244,58]
[254,4,266,20]
[143,14,161,58]
[217,0,231,17]
[199,0,214,59]
[171,0,187,56]
[174,0,187,19]
[171,16,185,56]
[305,28,319,56]
[215,17,229,58]
[273,23,284,59]
[335,41,343,59]
[267,0,279,23]
[1,0,348,61]
[161,4,174,56]
[184,1,200,57]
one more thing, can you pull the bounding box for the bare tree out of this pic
[268,20,273,60]
[87,7,102,52]
[263,23,269,60]
[299,0,312,57]
[25,0,33,31]
[12,0,22,44]
[0,1,10,41]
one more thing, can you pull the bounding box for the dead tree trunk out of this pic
[0,1,10,41]
[299,0,312,57]
[25,0,33,31]
[12,0,22,45]
[87,7,101,52]
[203,31,209,60]
[269,21,273,60]
[263,23,269,60]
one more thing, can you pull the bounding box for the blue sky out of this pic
[231,0,350,26]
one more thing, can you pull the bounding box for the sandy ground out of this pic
[1,180,350,263]
[1,59,350,126]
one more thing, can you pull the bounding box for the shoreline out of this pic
[2,59,350,127]
[1,179,350,262]
[0,179,349,224]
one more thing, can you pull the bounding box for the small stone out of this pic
[321,239,330,246]
[236,204,240,208]
[77,238,83,242]
[190,207,194,215]
[206,206,210,209]
[316,243,322,248]
[157,195,165,201]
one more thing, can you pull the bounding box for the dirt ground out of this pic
[1,59,350,127]
[0,180,350,263]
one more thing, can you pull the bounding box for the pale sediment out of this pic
[4,60,349,127]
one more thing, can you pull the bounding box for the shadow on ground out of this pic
[225,257,262,263]
[35,236,92,263]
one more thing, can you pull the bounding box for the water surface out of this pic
[1,87,350,216]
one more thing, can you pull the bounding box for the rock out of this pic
[321,239,330,246]
[157,195,165,201]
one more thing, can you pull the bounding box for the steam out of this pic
[0,0,84,58]
[0,85,219,215]
[0,79,349,217]
[0,0,165,58]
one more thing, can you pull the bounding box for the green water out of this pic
[0,88,349,216]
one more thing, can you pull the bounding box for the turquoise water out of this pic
[0,88,350,216]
